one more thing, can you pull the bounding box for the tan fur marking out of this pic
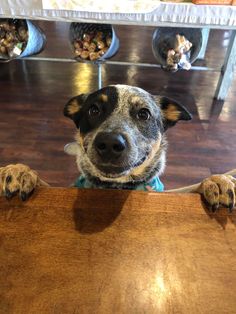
[75,131,84,148]
[163,104,180,122]
[68,99,80,115]
[130,96,141,104]
[99,94,108,102]
[131,137,161,176]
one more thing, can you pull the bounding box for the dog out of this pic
[0,85,235,211]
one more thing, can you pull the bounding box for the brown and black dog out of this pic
[0,85,235,211]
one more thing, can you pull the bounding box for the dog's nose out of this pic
[94,132,127,159]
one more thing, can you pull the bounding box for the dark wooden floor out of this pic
[0,21,236,189]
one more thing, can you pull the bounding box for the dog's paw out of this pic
[198,174,236,212]
[0,164,49,201]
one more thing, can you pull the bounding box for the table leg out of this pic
[97,62,102,89]
[198,28,210,60]
[215,30,236,101]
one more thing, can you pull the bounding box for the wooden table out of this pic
[0,188,236,313]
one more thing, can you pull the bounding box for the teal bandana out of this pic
[74,176,164,192]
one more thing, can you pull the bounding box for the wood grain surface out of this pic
[0,188,236,314]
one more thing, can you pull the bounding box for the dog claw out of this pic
[211,203,219,213]
[20,189,34,201]
[5,188,13,200]
[6,175,12,184]
[5,188,19,200]
[228,203,234,213]
[20,192,28,201]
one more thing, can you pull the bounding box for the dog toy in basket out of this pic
[166,34,193,71]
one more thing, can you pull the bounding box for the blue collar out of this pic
[74,176,164,192]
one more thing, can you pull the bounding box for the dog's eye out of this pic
[137,108,151,121]
[88,104,100,117]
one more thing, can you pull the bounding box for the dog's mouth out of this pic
[93,155,147,177]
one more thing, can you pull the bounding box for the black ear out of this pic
[64,94,87,121]
[158,96,192,130]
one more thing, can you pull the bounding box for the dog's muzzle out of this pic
[93,131,132,175]
[91,131,149,176]
[94,132,128,162]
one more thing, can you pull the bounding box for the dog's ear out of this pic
[64,94,88,123]
[157,96,192,130]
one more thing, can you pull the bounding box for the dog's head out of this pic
[64,85,191,186]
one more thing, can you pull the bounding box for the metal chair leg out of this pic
[215,30,236,101]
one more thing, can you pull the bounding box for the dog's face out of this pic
[64,85,191,186]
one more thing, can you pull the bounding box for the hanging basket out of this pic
[0,19,46,62]
[69,22,119,62]
[152,27,203,71]
[20,20,46,58]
